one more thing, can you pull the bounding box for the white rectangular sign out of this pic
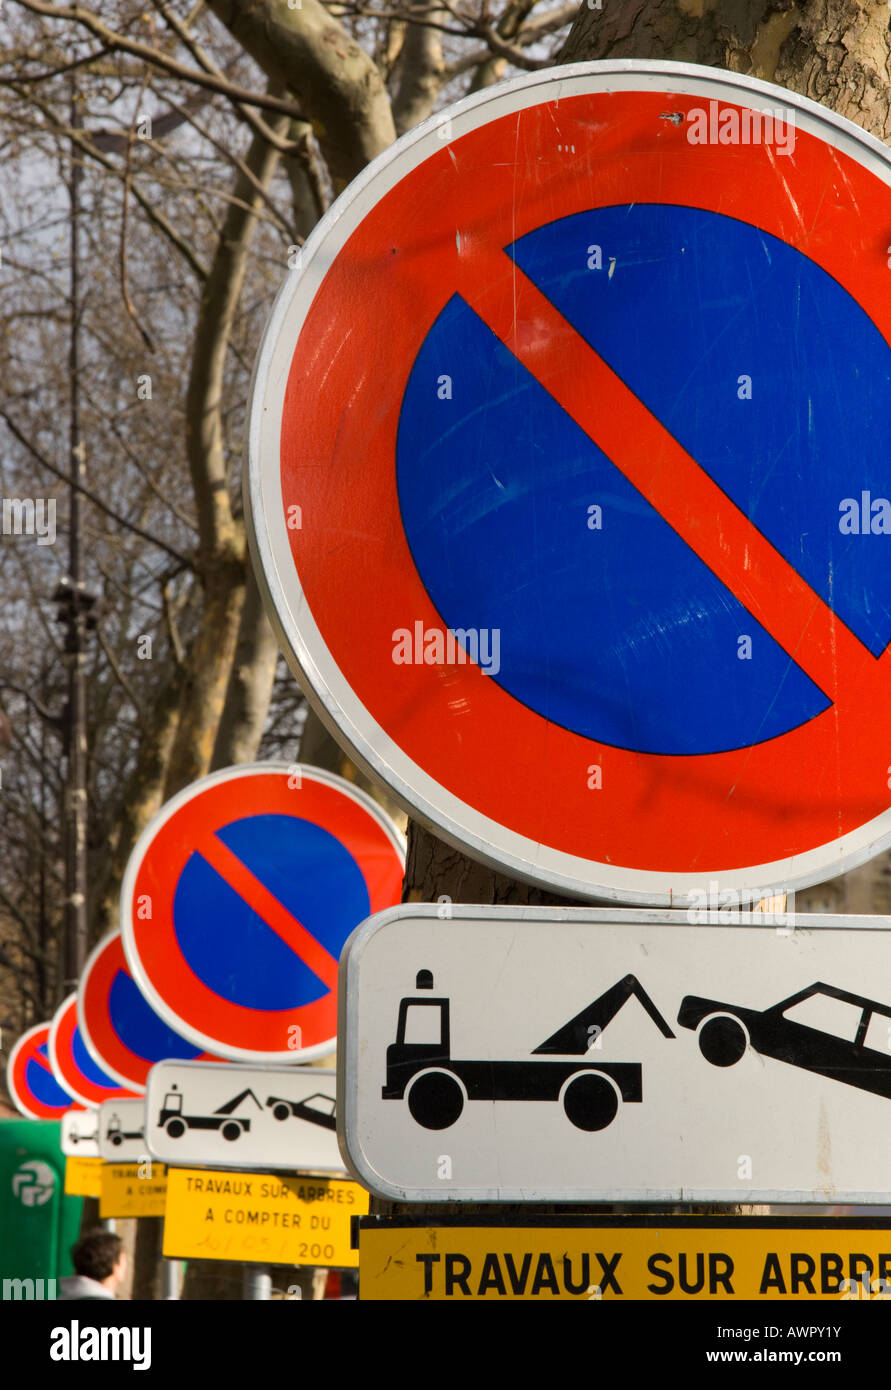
[145,1061,344,1173]
[61,1108,99,1157]
[338,905,891,1203]
[98,1098,148,1162]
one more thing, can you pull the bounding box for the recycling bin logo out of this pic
[12,1160,56,1207]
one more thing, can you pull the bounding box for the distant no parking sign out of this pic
[247,60,891,904]
[79,931,216,1092]
[7,1023,73,1120]
[49,993,132,1108]
[121,764,405,1062]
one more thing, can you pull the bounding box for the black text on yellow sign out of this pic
[163,1169,369,1267]
[99,1163,167,1218]
[359,1226,891,1300]
[64,1156,103,1198]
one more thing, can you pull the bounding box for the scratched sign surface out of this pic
[247,61,891,905]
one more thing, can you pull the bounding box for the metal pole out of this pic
[61,79,89,995]
[243,1265,272,1300]
[161,1260,181,1300]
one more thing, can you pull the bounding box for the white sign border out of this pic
[339,903,891,1203]
[120,762,405,1064]
[246,59,891,908]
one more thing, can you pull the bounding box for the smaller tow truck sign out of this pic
[145,1061,344,1172]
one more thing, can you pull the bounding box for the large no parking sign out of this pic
[121,764,405,1062]
[248,61,891,905]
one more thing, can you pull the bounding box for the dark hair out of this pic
[71,1230,124,1282]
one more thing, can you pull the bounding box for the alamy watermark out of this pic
[1,497,56,545]
[686,882,793,929]
[392,621,501,676]
[686,101,796,157]
[3,1276,57,1300]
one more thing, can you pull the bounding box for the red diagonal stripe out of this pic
[458,249,874,702]
[196,833,339,994]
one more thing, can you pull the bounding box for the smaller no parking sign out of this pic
[79,931,216,1092]
[49,993,133,1108]
[121,764,405,1063]
[6,1022,74,1120]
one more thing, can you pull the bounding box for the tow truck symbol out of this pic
[266,1093,336,1130]
[158,1085,262,1142]
[383,971,675,1131]
[68,1120,98,1145]
[106,1114,144,1146]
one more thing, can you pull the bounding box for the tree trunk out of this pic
[206,0,397,190]
[210,567,280,770]
[165,105,290,800]
[560,0,891,147]
[90,662,182,942]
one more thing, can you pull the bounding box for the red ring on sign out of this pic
[281,88,891,876]
[49,994,133,1107]
[125,768,405,1058]
[7,1023,74,1120]
[78,932,217,1090]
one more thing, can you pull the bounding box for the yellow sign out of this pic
[163,1169,368,1267]
[64,1156,103,1197]
[359,1225,891,1300]
[99,1162,167,1218]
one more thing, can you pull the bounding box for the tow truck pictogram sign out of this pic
[339,904,891,1203]
[145,1060,345,1172]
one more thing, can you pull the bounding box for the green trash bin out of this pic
[0,1118,83,1299]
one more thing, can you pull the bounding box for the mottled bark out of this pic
[206,0,397,190]
[90,662,182,941]
[560,0,891,145]
[210,568,280,770]
[165,106,290,798]
[392,6,447,134]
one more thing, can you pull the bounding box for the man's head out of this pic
[71,1229,127,1290]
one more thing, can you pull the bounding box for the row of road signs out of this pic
[61,1151,365,1270]
[12,59,891,1293]
[7,762,405,1116]
[59,1064,342,1172]
[44,902,891,1207]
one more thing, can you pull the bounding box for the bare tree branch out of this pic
[0,410,195,568]
[8,0,307,119]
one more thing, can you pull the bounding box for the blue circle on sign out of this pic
[109,970,203,1062]
[71,1025,118,1088]
[397,203,891,755]
[172,813,370,1009]
[27,1045,71,1108]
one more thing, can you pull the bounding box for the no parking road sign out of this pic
[6,1023,74,1120]
[248,61,891,905]
[79,931,217,1091]
[121,764,405,1062]
[49,993,132,1108]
